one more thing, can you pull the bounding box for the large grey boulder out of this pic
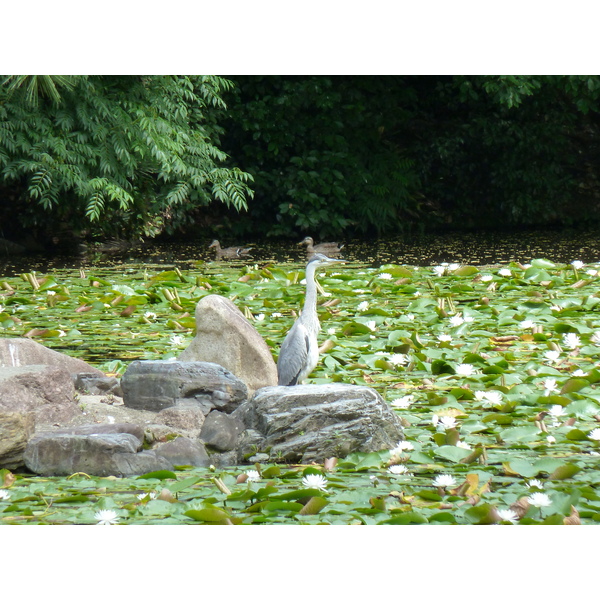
[0,338,104,377]
[0,364,80,426]
[121,360,247,413]
[0,411,34,469]
[234,384,404,463]
[24,423,173,477]
[178,294,278,395]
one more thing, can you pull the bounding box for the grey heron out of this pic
[209,239,252,259]
[299,236,344,255]
[277,253,345,386]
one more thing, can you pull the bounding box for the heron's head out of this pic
[299,237,314,246]
[308,253,346,269]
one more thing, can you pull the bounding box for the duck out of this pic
[299,236,344,254]
[208,240,253,259]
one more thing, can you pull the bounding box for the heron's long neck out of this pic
[303,263,318,315]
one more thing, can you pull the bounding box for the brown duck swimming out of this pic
[299,236,343,255]
[209,240,253,259]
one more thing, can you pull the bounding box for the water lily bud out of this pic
[158,488,174,502]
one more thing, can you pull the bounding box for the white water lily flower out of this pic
[388,465,409,475]
[586,269,598,276]
[546,435,556,444]
[474,390,487,401]
[548,405,566,418]
[406,313,415,321]
[391,395,414,409]
[447,263,460,271]
[366,320,377,331]
[433,474,456,488]
[389,354,408,366]
[245,469,261,482]
[95,509,120,525]
[302,473,328,491]
[378,272,392,280]
[255,313,265,321]
[528,492,552,508]
[395,440,414,451]
[449,315,464,327]
[170,334,184,347]
[433,265,446,276]
[0,490,11,501]
[456,441,472,450]
[357,301,369,312]
[543,378,558,396]
[496,508,519,524]
[482,391,502,406]
[591,332,600,345]
[137,491,157,501]
[144,311,157,320]
[572,369,587,377]
[438,334,452,342]
[481,275,493,282]
[544,350,561,364]
[571,260,585,269]
[588,428,600,441]
[526,479,543,489]
[271,312,282,318]
[563,332,581,349]
[455,363,476,376]
[327,327,336,335]
[437,415,458,430]
[519,320,534,329]
[498,268,512,277]
[390,440,414,458]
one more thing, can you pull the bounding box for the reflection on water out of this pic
[1,228,600,274]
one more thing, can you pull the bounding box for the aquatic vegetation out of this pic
[3,256,600,524]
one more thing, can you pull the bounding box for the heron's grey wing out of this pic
[277,322,310,385]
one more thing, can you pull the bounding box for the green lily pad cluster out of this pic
[2,256,600,524]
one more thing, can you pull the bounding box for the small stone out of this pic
[154,437,210,467]
[199,410,245,452]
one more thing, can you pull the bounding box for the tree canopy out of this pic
[2,75,600,248]
[0,75,253,246]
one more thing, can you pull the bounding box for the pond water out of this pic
[1,227,600,275]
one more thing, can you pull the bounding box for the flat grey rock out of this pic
[234,383,404,463]
[121,360,247,413]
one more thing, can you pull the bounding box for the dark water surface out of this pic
[1,228,600,275]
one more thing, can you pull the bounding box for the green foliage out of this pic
[222,76,423,238]
[4,74,600,246]
[220,75,600,239]
[0,75,253,242]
